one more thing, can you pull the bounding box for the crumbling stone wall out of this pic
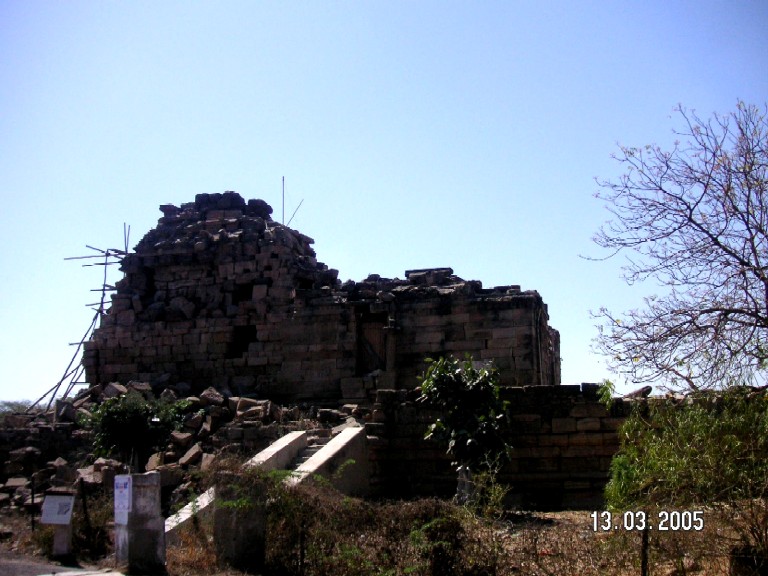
[84,192,560,404]
[366,384,629,509]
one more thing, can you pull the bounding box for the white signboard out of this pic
[114,475,132,526]
[41,494,76,525]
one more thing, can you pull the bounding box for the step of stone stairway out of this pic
[292,437,330,469]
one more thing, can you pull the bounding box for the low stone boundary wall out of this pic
[366,385,631,509]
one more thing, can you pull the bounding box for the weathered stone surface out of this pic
[318,409,344,424]
[127,380,154,399]
[169,296,196,320]
[77,466,99,486]
[171,431,194,448]
[200,387,225,407]
[179,443,203,467]
[55,400,77,423]
[2,414,33,428]
[236,397,263,413]
[239,406,266,421]
[552,418,577,434]
[184,412,204,430]
[49,457,68,468]
[83,192,560,405]
[103,382,128,399]
[1,478,29,492]
[160,388,179,402]
[157,463,184,487]
[9,446,41,463]
[146,452,164,471]
[201,453,216,472]
[93,457,122,472]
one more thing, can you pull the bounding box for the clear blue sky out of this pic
[1,1,766,403]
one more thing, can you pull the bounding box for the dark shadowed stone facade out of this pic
[83,192,561,404]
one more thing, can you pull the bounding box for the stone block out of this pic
[145,452,163,471]
[184,412,204,431]
[2,477,30,492]
[171,431,194,448]
[157,464,184,487]
[569,403,608,418]
[511,414,542,432]
[200,387,225,406]
[576,418,601,432]
[551,417,576,434]
[252,284,268,300]
[240,406,266,421]
[227,396,241,412]
[201,453,216,472]
[179,443,203,467]
[103,382,128,399]
[93,457,122,472]
[568,432,604,447]
[601,417,626,431]
[562,446,605,458]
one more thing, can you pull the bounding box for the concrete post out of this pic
[52,522,73,558]
[114,471,166,574]
[41,488,76,559]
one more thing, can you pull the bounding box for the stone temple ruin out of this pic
[1,192,624,515]
[83,191,561,404]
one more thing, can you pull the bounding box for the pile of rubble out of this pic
[0,382,364,518]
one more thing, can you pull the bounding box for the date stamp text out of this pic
[591,510,704,532]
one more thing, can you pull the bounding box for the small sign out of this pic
[114,475,132,525]
[41,494,76,525]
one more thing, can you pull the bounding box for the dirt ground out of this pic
[0,506,742,576]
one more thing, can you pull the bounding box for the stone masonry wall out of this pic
[84,192,560,405]
[366,384,630,510]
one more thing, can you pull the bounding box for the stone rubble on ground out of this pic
[0,379,360,533]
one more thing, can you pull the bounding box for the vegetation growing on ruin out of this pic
[86,390,190,470]
[417,355,511,472]
[205,455,505,576]
[156,454,745,576]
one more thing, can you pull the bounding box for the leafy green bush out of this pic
[87,390,189,470]
[417,355,511,472]
[605,387,768,560]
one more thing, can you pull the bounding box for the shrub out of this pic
[417,355,511,472]
[605,387,768,564]
[207,457,504,576]
[87,390,189,470]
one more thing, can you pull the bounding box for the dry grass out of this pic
[498,509,737,576]
[164,464,749,576]
[1,489,754,575]
[166,518,221,576]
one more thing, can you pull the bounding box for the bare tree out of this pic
[592,101,768,390]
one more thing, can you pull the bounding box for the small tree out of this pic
[592,101,768,390]
[417,355,511,505]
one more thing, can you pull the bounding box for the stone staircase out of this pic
[291,436,330,469]
[165,426,368,544]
